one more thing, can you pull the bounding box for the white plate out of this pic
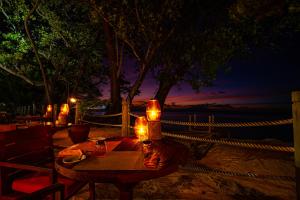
[88,137,106,142]
[63,155,86,164]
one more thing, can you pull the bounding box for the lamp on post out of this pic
[47,104,53,113]
[57,103,69,126]
[44,104,53,126]
[60,103,69,115]
[146,99,162,140]
[134,116,148,141]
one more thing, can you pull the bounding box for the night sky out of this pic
[102,41,300,106]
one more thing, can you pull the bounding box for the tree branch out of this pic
[122,37,141,62]
[0,1,16,32]
[0,64,43,86]
[134,0,148,39]
[24,0,51,103]
[91,2,142,61]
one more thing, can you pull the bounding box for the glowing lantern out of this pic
[69,97,77,104]
[60,104,69,115]
[134,116,148,141]
[46,105,52,112]
[58,112,67,125]
[146,99,161,121]
[45,122,52,126]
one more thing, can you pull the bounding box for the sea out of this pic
[131,109,294,144]
[90,108,294,144]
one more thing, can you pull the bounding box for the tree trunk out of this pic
[103,18,122,114]
[127,62,149,105]
[154,80,175,110]
[24,0,51,103]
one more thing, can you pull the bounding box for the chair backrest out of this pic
[0,124,17,132]
[0,125,54,165]
[0,126,54,196]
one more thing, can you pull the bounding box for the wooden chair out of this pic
[0,125,87,199]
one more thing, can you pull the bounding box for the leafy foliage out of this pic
[152,0,299,106]
[0,0,106,106]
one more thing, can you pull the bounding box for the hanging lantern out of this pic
[146,99,161,121]
[134,116,148,141]
[46,104,53,112]
[60,104,69,115]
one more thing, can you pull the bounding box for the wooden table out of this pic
[55,137,188,200]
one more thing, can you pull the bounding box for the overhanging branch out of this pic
[0,64,43,86]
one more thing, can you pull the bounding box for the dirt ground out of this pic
[53,127,296,200]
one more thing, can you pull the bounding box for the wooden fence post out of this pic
[53,104,57,126]
[22,106,24,115]
[189,115,192,131]
[75,101,80,124]
[32,103,36,115]
[41,105,44,115]
[122,99,130,137]
[193,114,197,129]
[208,115,212,134]
[212,114,215,133]
[292,91,300,200]
[208,114,215,134]
[27,105,31,115]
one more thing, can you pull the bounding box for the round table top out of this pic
[55,137,188,184]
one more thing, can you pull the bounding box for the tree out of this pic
[102,16,122,113]
[92,0,183,104]
[36,0,106,103]
[153,0,299,107]
[0,0,106,106]
[152,0,244,107]
[24,0,51,103]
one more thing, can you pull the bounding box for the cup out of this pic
[142,140,153,158]
[95,138,106,156]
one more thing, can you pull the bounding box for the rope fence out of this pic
[80,119,122,128]
[129,113,141,118]
[162,132,294,152]
[84,112,122,118]
[161,118,293,127]
[76,93,300,197]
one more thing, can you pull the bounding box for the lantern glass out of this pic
[146,99,161,121]
[60,104,69,115]
[46,105,52,112]
[134,116,148,141]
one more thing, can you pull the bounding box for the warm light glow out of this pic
[69,97,77,103]
[138,127,147,135]
[60,104,69,115]
[134,116,148,141]
[57,112,67,125]
[47,105,52,112]
[146,99,161,121]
